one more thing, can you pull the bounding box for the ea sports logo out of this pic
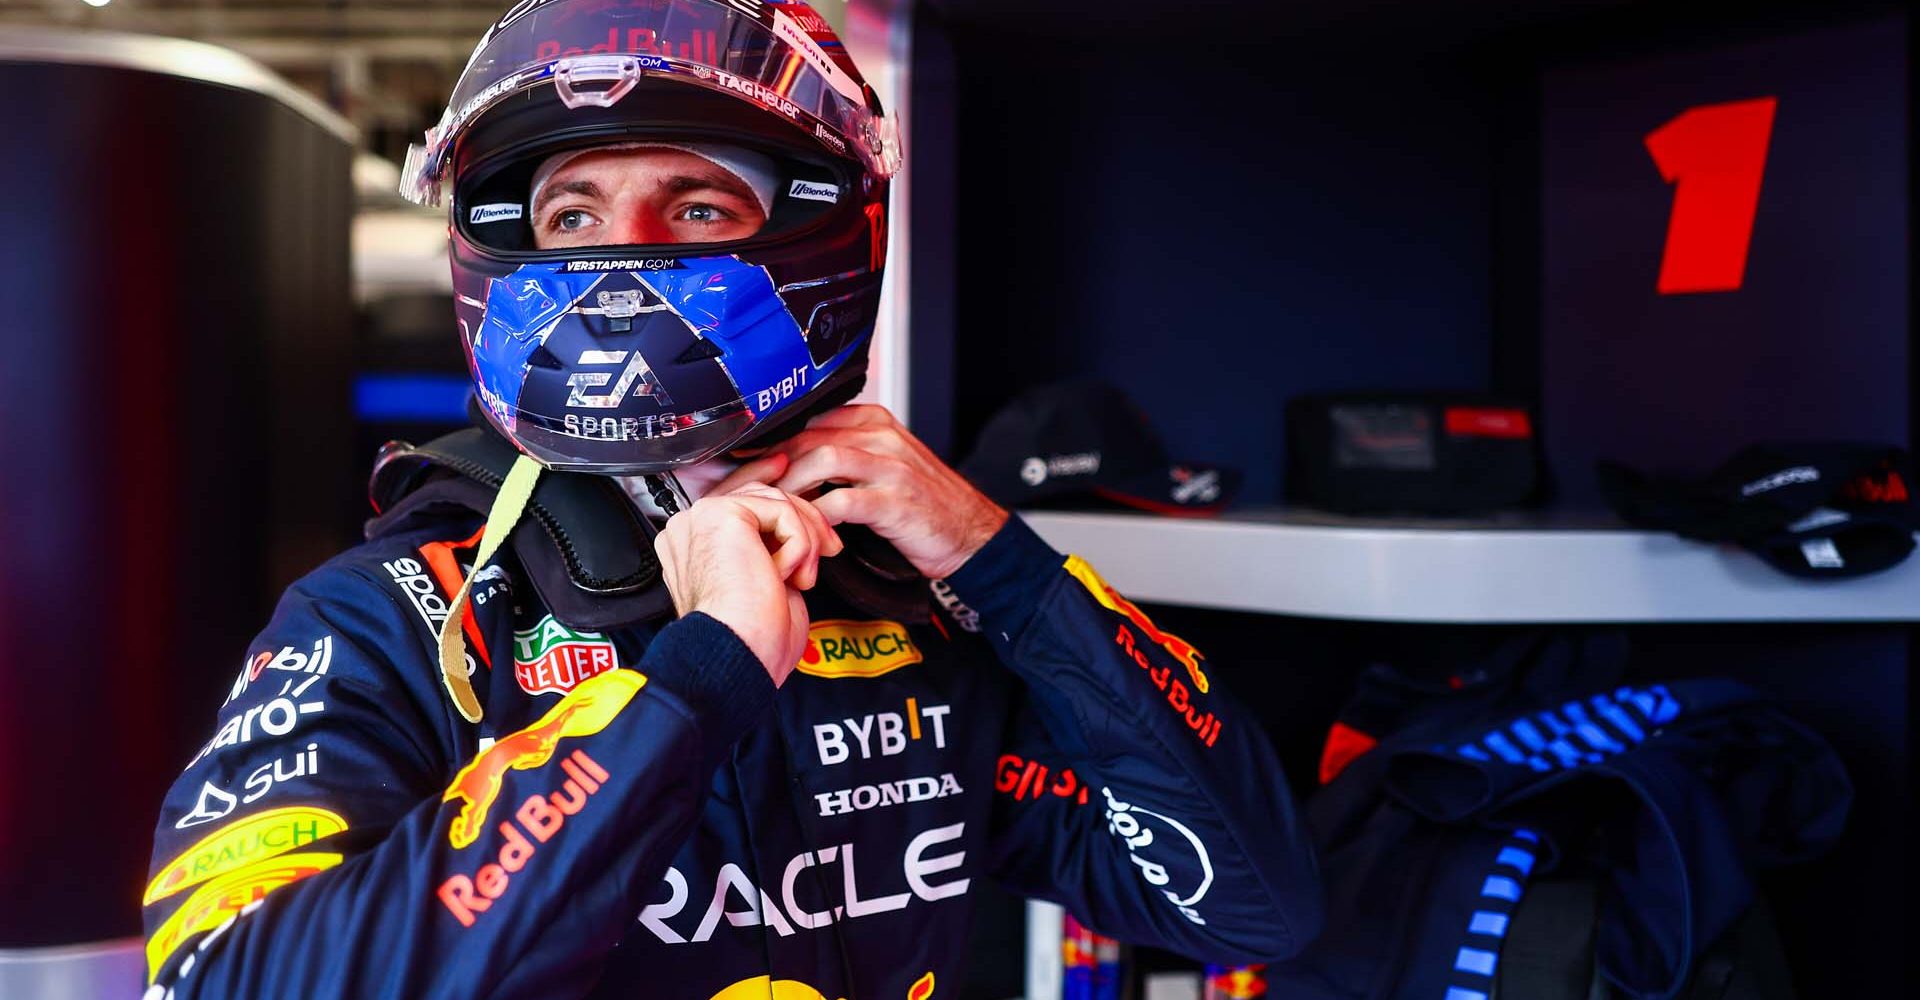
[1020,457,1047,486]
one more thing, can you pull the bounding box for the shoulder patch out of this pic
[379,526,499,672]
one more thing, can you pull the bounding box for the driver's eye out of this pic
[557,210,592,231]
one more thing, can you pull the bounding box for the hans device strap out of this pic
[367,426,676,631]
[365,422,932,631]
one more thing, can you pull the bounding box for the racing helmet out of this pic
[401,0,902,475]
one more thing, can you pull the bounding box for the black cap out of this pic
[959,380,1240,516]
[1598,443,1918,578]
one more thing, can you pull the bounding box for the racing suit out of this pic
[141,511,1322,999]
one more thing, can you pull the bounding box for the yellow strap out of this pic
[440,453,542,723]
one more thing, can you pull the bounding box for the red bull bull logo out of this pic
[706,971,933,1000]
[443,669,643,849]
[1063,556,1210,695]
[1203,964,1268,999]
[437,747,612,927]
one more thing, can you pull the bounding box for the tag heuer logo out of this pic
[796,620,922,679]
[513,616,618,696]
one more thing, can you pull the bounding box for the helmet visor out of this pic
[402,0,899,205]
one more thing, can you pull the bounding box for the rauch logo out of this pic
[796,620,922,679]
[144,805,348,906]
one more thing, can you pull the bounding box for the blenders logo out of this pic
[796,620,922,679]
[563,258,683,272]
[813,123,848,155]
[442,669,643,849]
[145,806,348,906]
[469,202,524,224]
[787,179,840,203]
[1064,555,1210,695]
[513,615,619,697]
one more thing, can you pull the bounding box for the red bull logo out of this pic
[533,27,720,65]
[706,971,933,1000]
[442,670,643,849]
[1204,964,1268,999]
[1064,555,1209,694]
[437,747,612,927]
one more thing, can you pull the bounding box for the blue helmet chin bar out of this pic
[468,254,869,476]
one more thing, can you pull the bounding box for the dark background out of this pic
[912,0,1912,996]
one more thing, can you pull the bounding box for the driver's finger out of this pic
[710,452,791,497]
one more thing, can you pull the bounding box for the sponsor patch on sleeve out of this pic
[1063,555,1210,694]
[145,806,349,906]
[146,852,343,981]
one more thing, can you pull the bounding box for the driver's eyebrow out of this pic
[664,171,755,203]
[533,178,604,214]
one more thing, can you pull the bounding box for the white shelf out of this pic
[1020,509,1920,624]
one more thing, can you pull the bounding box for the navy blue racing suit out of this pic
[141,513,1321,999]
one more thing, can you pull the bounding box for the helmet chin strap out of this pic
[439,453,544,723]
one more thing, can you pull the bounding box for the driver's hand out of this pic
[652,478,842,685]
[711,405,1009,581]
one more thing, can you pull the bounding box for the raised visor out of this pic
[1021,509,1920,624]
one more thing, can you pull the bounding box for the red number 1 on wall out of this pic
[1644,96,1777,294]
